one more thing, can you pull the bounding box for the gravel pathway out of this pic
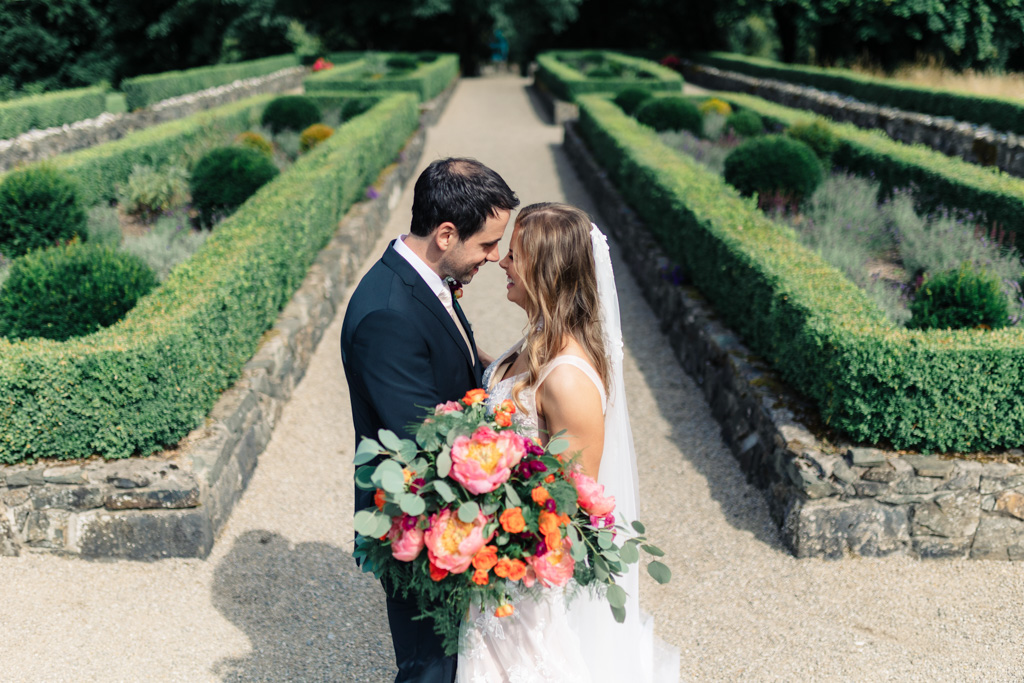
[1,75,1022,682]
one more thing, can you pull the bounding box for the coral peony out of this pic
[528,538,576,587]
[449,426,526,494]
[388,515,425,561]
[423,508,494,574]
[568,469,616,516]
[435,400,463,414]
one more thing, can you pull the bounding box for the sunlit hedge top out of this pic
[536,51,682,102]
[0,86,107,140]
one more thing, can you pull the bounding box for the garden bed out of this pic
[535,51,682,103]
[304,52,459,102]
[564,118,1024,561]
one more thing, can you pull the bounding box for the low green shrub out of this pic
[0,165,87,258]
[300,124,334,153]
[0,242,157,341]
[786,119,838,162]
[0,86,107,140]
[635,97,702,134]
[235,131,274,157]
[387,55,419,71]
[535,51,683,102]
[121,213,207,281]
[190,147,279,227]
[613,87,654,116]
[694,51,1024,136]
[723,135,822,205]
[909,263,1010,330]
[261,96,322,134]
[121,54,299,110]
[714,91,1024,251]
[577,94,1024,452]
[725,109,764,137]
[117,164,190,222]
[0,93,420,462]
[85,205,123,248]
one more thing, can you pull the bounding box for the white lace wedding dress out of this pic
[456,339,679,683]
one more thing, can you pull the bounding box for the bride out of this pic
[457,203,678,683]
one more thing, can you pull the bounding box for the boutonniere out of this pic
[445,276,463,301]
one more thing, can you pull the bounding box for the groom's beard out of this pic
[440,255,483,285]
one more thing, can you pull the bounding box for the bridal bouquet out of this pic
[352,389,671,655]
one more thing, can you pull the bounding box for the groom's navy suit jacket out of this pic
[341,241,484,515]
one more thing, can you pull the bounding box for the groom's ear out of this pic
[434,222,459,251]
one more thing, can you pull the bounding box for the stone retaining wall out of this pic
[0,85,452,559]
[563,120,1024,560]
[681,61,1024,179]
[0,67,306,173]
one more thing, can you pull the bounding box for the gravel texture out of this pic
[1,75,1023,682]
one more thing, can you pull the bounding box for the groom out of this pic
[341,157,519,682]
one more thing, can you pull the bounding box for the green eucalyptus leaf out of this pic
[380,469,406,494]
[378,429,403,452]
[400,493,426,516]
[504,483,522,506]
[354,438,382,465]
[353,510,379,536]
[619,541,640,564]
[373,513,394,538]
[497,534,510,546]
[547,437,570,455]
[354,466,376,490]
[458,500,480,523]
[631,520,646,534]
[434,479,456,502]
[606,583,627,609]
[597,531,613,550]
[647,560,672,584]
[610,604,626,624]
[382,502,403,518]
[437,447,452,478]
[398,440,418,464]
[641,544,665,557]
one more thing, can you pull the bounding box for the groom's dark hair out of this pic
[410,157,519,240]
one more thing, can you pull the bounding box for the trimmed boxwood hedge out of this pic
[536,51,683,102]
[692,51,1024,136]
[304,54,459,102]
[34,96,273,207]
[0,87,107,140]
[0,93,420,463]
[121,54,299,111]
[712,91,1024,250]
[577,94,1024,453]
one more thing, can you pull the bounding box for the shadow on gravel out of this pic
[523,84,554,125]
[548,143,785,552]
[211,530,396,682]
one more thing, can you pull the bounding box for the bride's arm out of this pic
[476,345,494,369]
[536,365,605,479]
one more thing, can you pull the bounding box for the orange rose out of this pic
[472,545,499,572]
[538,511,560,536]
[558,513,571,526]
[374,488,386,510]
[544,473,555,484]
[499,507,526,533]
[506,559,527,581]
[463,388,487,405]
[499,399,516,415]
[531,486,551,505]
[472,568,490,585]
[429,562,449,582]
[495,603,514,618]
[495,411,512,427]
[493,557,512,578]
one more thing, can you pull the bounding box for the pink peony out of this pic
[568,469,616,517]
[528,538,576,587]
[449,426,526,494]
[388,515,425,562]
[423,508,494,574]
[434,401,463,415]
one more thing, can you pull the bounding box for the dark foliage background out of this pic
[3,0,1024,98]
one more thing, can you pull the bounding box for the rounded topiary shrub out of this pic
[635,97,703,134]
[723,135,823,207]
[0,241,158,341]
[613,87,654,116]
[786,120,839,162]
[0,165,86,258]
[234,131,274,158]
[909,263,1010,330]
[299,124,334,153]
[190,147,279,227]
[698,98,733,116]
[725,109,764,137]
[260,96,322,134]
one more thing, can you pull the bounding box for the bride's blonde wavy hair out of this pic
[511,203,609,409]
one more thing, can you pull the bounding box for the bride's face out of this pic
[499,225,527,309]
